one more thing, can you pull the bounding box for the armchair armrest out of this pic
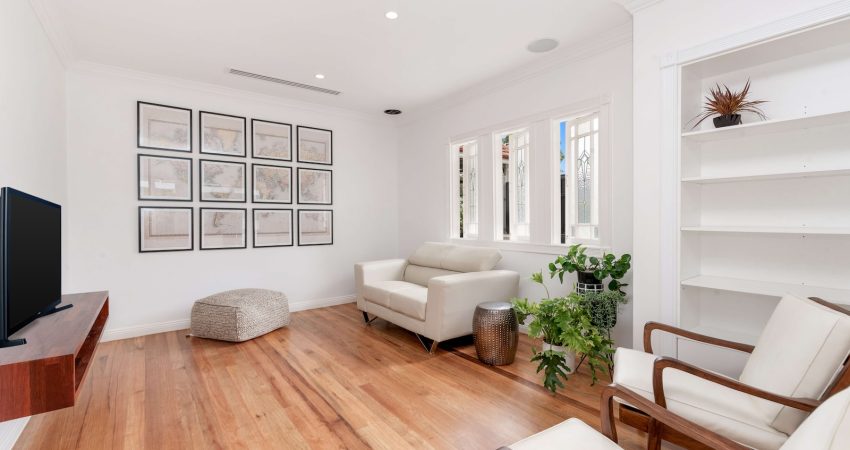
[601,384,748,450]
[425,270,519,342]
[643,321,754,354]
[354,259,407,304]
[652,356,820,412]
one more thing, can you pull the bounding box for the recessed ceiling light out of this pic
[314,73,325,79]
[526,38,559,53]
[384,109,402,115]
[385,11,399,20]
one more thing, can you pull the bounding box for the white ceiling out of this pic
[40,0,631,114]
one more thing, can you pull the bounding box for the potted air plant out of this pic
[691,79,767,129]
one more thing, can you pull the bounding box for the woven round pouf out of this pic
[472,301,518,366]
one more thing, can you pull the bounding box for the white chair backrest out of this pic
[403,242,502,286]
[738,294,850,434]
[780,387,850,450]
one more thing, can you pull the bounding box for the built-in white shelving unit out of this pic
[674,17,850,377]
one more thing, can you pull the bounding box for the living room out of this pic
[1,1,849,449]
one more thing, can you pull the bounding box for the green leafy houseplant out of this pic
[549,244,631,293]
[512,272,619,392]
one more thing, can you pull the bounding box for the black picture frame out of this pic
[199,159,247,203]
[199,111,247,157]
[138,206,194,253]
[199,207,248,250]
[137,154,193,202]
[297,209,333,246]
[137,101,193,153]
[251,119,293,162]
[252,208,294,248]
[296,125,333,165]
[252,163,293,204]
[296,167,333,205]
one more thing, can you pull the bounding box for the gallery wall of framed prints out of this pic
[136,100,334,252]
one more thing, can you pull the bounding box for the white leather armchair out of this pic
[355,242,519,352]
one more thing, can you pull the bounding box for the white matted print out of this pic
[298,210,333,246]
[200,111,246,156]
[139,207,193,252]
[253,209,293,247]
[252,119,292,161]
[200,160,246,202]
[137,102,192,152]
[297,168,332,205]
[253,164,292,204]
[138,154,192,201]
[200,208,246,249]
[296,126,332,165]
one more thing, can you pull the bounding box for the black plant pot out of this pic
[577,271,601,285]
[713,114,742,128]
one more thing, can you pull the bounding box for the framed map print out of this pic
[298,209,333,246]
[139,207,193,252]
[200,111,246,157]
[253,209,293,248]
[199,160,246,202]
[252,119,292,161]
[296,168,332,205]
[138,154,192,201]
[137,102,192,152]
[296,126,332,165]
[200,208,247,250]
[252,164,292,204]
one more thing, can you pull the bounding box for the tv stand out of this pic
[0,337,26,348]
[40,301,74,317]
[0,291,107,421]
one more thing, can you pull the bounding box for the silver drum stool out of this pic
[473,301,518,365]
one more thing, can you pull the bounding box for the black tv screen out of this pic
[0,188,61,338]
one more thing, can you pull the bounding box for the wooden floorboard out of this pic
[15,303,645,449]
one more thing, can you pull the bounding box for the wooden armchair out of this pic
[503,383,850,450]
[614,295,850,450]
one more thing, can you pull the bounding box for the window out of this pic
[498,128,530,241]
[451,140,478,238]
[558,112,599,242]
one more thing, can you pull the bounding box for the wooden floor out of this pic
[16,303,645,449]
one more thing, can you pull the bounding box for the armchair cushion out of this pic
[780,387,850,450]
[507,418,621,450]
[739,294,850,434]
[361,281,428,320]
[408,242,501,272]
[613,348,788,450]
[403,264,458,287]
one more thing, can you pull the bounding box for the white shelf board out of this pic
[681,110,850,142]
[681,226,850,235]
[681,168,850,184]
[687,325,760,346]
[681,275,850,304]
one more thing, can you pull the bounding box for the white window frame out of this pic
[493,127,531,242]
[450,139,479,239]
[554,111,603,245]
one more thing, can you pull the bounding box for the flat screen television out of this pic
[0,187,66,348]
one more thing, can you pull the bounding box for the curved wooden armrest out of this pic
[601,384,748,450]
[643,321,755,354]
[652,357,820,412]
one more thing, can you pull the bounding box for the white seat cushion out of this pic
[408,242,501,272]
[507,418,621,450]
[613,348,788,450]
[781,387,850,450]
[361,281,428,320]
[739,294,850,434]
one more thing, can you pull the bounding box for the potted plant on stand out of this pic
[550,244,631,294]
[690,79,767,129]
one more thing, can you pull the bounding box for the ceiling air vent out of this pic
[229,68,341,96]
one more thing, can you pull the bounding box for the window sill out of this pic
[449,239,608,256]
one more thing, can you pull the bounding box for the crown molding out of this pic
[28,0,76,67]
[618,0,663,15]
[400,21,633,126]
[68,61,393,124]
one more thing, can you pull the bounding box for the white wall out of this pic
[64,65,399,339]
[0,0,67,445]
[630,0,841,350]
[396,42,635,346]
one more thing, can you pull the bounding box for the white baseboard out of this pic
[100,294,356,342]
[0,417,30,450]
